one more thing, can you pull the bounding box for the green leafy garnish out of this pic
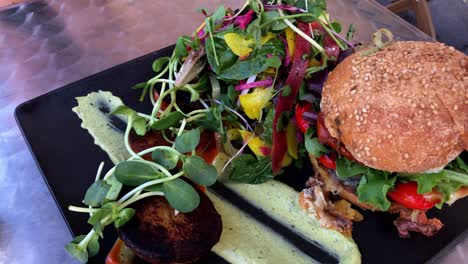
[115,161,164,186]
[152,57,170,73]
[83,180,111,207]
[114,208,136,228]
[174,128,201,153]
[152,149,180,170]
[112,105,147,136]
[182,156,218,186]
[226,154,274,184]
[151,111,184,130]
[163,178,200,213]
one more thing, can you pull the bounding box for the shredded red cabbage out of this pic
[235,77,273,91]
[302,111,318,121]
[307,68,329,95]
[234,9,254,30]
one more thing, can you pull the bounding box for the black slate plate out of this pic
[15,46,468,264]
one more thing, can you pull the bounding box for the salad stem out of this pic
[277,0,325,55]
[124,116,140,159]
[117,171,184,204]
[225,0,250,21]
[318,20,347,51]
[68,206,100,213]
[118,191,164,210]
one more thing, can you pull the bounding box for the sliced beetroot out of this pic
[271,22,311,173]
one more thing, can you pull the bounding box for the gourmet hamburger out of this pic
[299,41,468,237]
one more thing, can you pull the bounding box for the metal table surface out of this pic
[0,0,465,263]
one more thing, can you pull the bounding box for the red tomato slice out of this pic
[387,182,441,210]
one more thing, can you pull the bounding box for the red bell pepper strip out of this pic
[271,22,311,173]
[295,102,314,134]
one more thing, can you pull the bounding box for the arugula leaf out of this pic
[151,111,184,130]
[218,53,282,80]
[260,11,292,32]
[182,156,218,186]
[114,208,136,228]
[356,169,396,211]
[174,128,201,153]
[336,158,367,179]
[227,154,274,184]
[83,180,111,207]
[93,221,103,238]
[152,57,170,73]
[163,178,200,213]
[115,161,164,186]
[152,149,180,170]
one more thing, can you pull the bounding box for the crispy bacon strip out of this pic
[389,205,443,238]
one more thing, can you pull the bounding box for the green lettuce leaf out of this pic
[356,169,396,211]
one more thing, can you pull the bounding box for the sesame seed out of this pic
[348,114,353,118]
[427,121,432,126]
[371,157,377,162]
[453,105,458,110]
[433,110,438,115]
[364,147,370,151]
[388,134,393,139]
[408,119,413,124]
[362,108,367,113]
[420,104,425,109]
[350,89,356,95]
[356,122,361,126]
[355,115,360,120]
[357,154,362,158]
[403,153,409,159]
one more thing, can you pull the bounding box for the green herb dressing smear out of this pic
[73,91,361,264]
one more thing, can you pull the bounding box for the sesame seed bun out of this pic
[321,41,467,173]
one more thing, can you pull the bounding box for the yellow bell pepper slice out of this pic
[239,88,274,120]
[263,67,276,74]
[285,28,295,58]
[281,153,293,167]
[309,58,322,67]
[286,121,298,159]
[224,32,277,58]
[238,130,269,157]
[261,32,276,44]
[224,33,253,57]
